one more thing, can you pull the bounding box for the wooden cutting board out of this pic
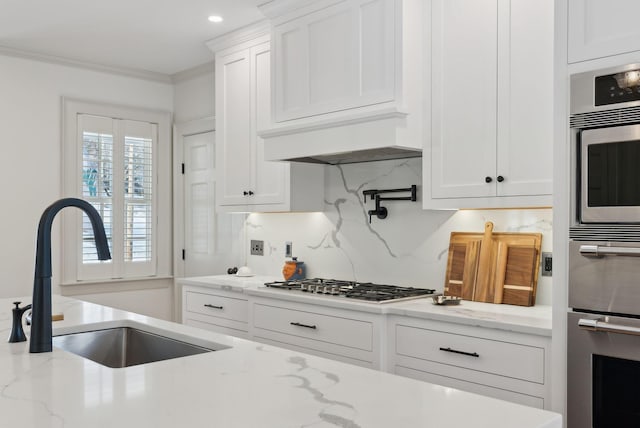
[444,238,480,300]
[494,244,539,306]
[444,222,542,306]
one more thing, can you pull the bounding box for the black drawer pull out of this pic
[290,322,317,330]
[439,347,479,358]
[204,304,223,310]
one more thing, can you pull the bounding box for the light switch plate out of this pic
[285,241,292,258]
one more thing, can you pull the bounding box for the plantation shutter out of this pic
[77,114,157,280]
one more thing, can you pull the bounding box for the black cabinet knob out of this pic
[485,176,493,183]
[243,191,248,196]
[248,190,254,195]
[497,175,504,182]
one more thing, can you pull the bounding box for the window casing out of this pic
[63,99,171,283]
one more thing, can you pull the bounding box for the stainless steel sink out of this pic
[53,327,221,368]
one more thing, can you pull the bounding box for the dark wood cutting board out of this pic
[444,222,542,307]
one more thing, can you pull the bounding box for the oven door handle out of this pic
[578,318,640,336]
[579,245,640,257]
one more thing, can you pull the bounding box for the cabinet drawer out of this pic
[395,365,544,409]
[185,291,248,323]
[395,324,544,383]
[253,303,373,351]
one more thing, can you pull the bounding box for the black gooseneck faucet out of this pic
[29,198,111,353]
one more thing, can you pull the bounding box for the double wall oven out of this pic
[569,64,640,428]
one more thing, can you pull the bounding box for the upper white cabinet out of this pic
[272,0,395,122]
[569,0,640,64]
[424,0,553,209]
[258,0,424,164]
[208,23,324,212]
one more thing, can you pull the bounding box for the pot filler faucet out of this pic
[29,198,111,353]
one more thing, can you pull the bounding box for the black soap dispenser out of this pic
[8,301,32,343]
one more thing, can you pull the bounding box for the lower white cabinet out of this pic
[179,285,551,408]
[387,315,551,409]
[250,297,382,369]
[181,285,249,339]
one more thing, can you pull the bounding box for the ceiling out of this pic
[0,0,266,77]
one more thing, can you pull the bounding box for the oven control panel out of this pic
[595,69,640,106]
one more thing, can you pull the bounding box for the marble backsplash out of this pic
[242,158,552,306]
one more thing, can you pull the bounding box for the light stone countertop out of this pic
[0,295,561,428]
[177,275,552,336]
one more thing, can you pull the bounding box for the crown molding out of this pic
[258,0,343,19]
[0,45,172,84]
[171,61,215,83]
[205,19,271,53]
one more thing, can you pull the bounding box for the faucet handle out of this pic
[8,301,32,343]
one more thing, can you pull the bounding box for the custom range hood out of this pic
[259,109,423,165]
[257,0,424,165]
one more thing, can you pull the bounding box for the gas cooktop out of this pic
[263,278,436,303]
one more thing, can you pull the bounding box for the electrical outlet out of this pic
[285,241,292,258]
[250,240,264,256]
[541,252,552,277]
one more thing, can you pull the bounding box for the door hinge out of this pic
[182,249,185,260]
[181,163,185,174]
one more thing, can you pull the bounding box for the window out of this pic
[63,99,171,283]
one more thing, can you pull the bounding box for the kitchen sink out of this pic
[53,326,225,368]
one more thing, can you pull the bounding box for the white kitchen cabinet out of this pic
[250,296,382,369]
[181,285,249,338]
[568,0,640,64]
[270,0,395,122]
[208,23,324,212]
[258,0,424,164]
[387,315,551,409]
[425,0,553,209]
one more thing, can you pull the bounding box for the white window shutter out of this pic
[76,114,157,281]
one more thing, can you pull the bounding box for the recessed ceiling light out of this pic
[208,15,223,23]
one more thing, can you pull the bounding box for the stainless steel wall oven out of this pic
[569,64,640,428]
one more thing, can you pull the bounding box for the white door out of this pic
[250,41,288,206]
[496,0,553,197]
[183,131,218,277]
[430,0,498,199]
[216,48,252,206]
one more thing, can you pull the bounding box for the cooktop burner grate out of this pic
[263,278,435,303]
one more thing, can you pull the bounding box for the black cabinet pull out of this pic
[485,176,493,183]
[204,304,223,310]
[439,347,479,358]
[243,191,249,196]
[290,322,317,330]
[248,190,254,195]
[497,175,504,183]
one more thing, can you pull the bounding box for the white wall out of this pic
[245,158,553,306]
[0,54,174,318]
[173,63,215,123]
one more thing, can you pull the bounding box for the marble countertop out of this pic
[177,275,552,336]
[0,295,561,428]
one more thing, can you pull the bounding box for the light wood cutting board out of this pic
[444,222,542,306]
